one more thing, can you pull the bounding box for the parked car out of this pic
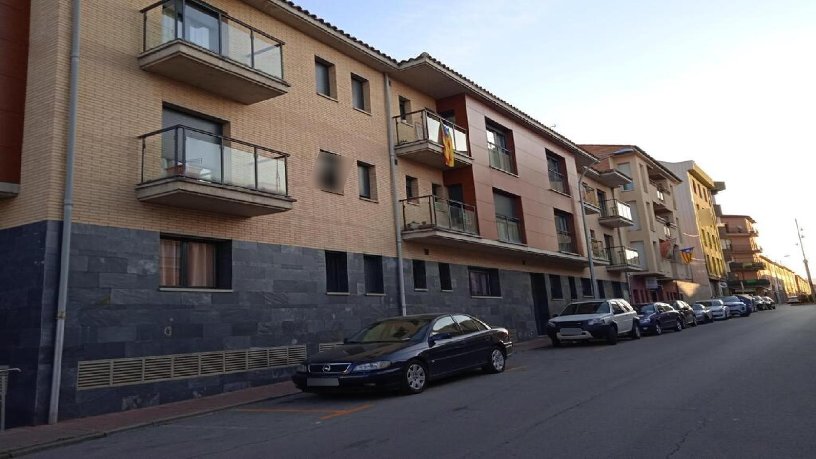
[720,296,751,317]
[292,313,512,394]
[672,300,697,327]
[734,294,758,314]
[636,302,683,335]
[788,295,801,304]
[691,303,713,323]
[762,296,777,309]
[751,295,768,311]
[545,299,640,346]
[698,299,730,320]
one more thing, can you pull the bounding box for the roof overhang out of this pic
[587,168,632,187]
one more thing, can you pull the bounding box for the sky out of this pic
[295,0,816,281]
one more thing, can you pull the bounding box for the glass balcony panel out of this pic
[183,2,220,53]
[222,19,252,67]
[223,141,255,189]
[184,131,222,183]
[253,35,283,79]
[453,127,468,153]
[426,115,442,144]
[257,153,287,195]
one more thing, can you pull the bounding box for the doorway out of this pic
[530,273,550,335]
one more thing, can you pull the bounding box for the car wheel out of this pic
[630,322,641,340]
[675,318,683,332]
[692,317,698,327]
[549,334,561,348]
[606,326,618,345]
[402,360,427,395]
[654,323,662,335]
[483,347,506,374]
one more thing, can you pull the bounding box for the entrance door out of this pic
[530,273,550,335]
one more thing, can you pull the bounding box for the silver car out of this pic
[697,299,730,320]
[691,303,713,323]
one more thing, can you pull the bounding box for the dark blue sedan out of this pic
[636,302,683,335]
[292,313,513,394]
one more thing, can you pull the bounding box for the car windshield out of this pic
[638,304,656,314]
[560,301,610,315]
[692,304,704,310]
[720,296,740,303]
[346,317,432,343]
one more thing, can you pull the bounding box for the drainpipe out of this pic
[578,162,600,299]
[383,73,406,315]
[49,0,81,425]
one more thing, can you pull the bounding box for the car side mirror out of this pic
[429,332,452,345]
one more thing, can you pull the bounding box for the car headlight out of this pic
[351,361,391,372]
[587,318,606,326]
[296,364,308,373]
[547,320,556,327]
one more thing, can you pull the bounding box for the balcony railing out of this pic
[496,215,524,244]
[608,246,641,268]
[549,169,569,195]
[402,195,478,235]
[393,110,469,156]
[599,199,633,222]
[591,240,609,261]
[139,125,288,195]
[582,185,600,208]
[730,261,766,271]
[142,0,285,80]
[557,230,575,253]
[488,142,517,174]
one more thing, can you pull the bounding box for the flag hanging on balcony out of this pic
[680,247,694,264]
[660,239,675,259]
[440,124,455,167]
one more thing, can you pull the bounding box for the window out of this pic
[469,267,501,297]
[413,260,427,290]
[613,281,624,298]
[568,276,577,299]
[315,57,336,98]
[351,74,370,112]
[581,278,593,297]
[398,96,411,120]
[611,301,624,314]
[405,175,418,199]
[617,163,634,191]
[549,274,563,299]
[453,314,488,333]
[596,279,605,298]
[554,210,576,253]
[486,121,516,174]
[494,189,523,244]
[325,251,348,293]
[357,162,376,199]
[546,151,569,195]
[160,237,229,289]
[432,183,443,198]
[432,316,461,336]
[439,263,452,291]
[364,255,384,294]
[317,150,345,193]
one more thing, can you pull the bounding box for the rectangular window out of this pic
[364,255,384,294]
[581,278,593,297]
[613,281,624,298]
[405,175,418,199]
[494,189,523,244]
[469,267,501,297]
[439,263,452,291]
[325,251,348,293]
[485,119,516,174]
[546,151,569,195]
[554,210,576,253]
[549,274,563,299]
[617,162,634,191]
[398,96,411,120]
[596,280,605,298]
[315,57,336,98]
[351,74,370,112]
[432,183,443,198]
[160,237,229,289]
[357,162,375,199]
[317,150,344,193]
[568,276,577,299]
[413,260,427,290]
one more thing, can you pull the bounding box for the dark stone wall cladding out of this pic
[1,221,627,422]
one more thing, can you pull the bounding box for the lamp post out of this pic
[578,161,601,299]
[795,219,815,301]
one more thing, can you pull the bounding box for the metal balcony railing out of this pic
[496,215,524,244]
[600,199,633,221]
[557,230,575,253]
[488,142,517,174]
[591,240,609,261]
[393,110,469,156]
[141,0,285,80]
[402,195,478,235]
[549,169,569,195]
[582,185,600,208]
[608,246,640,267]
[139,125,289,196]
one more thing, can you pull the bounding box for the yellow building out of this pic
[760,256,812,301]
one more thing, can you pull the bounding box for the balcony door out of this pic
[162,107,223,182]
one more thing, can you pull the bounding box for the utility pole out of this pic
[796,218,814,301]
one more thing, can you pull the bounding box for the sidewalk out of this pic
[0,335,551,458]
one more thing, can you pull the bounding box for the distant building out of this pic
[720,215,767,294]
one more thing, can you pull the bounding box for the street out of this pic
[32,305,816,458]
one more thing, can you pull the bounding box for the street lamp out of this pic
[578,160,601,299]
[795,219,815,301]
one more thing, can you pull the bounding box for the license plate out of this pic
[560,328,582,336]
[307,378,339,387]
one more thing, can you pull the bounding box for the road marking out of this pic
[506,365,528,372]
[234,403,373,421]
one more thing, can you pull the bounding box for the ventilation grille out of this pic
[319,342,343,352]
[77,345,307,390]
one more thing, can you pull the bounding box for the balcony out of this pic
[402,195,478,235]
[598,199,634,228]
[650,181,672,213]
[137,125,294,217]
[730,261,766,271]
[488,142,517,175]
[656,216,675,239]
[727,278,771,291]
[393,110,471,170]
[581,185,600,214]
[496,215,524,244]
[139,0,289,104]
[591,240,609,262]
[606,246,643,272]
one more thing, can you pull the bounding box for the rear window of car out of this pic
[639,304,656,314]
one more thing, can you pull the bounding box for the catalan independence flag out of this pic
[680,247,694,264]
[441,124,455,168]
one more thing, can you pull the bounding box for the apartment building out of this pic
[720,215,767,294]
[661,161,728,299]
[0,0,637,425]
[759,256,812,301]
[581,145,704,303]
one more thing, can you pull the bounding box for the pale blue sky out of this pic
[296,0,816,280]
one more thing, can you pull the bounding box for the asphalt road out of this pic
[32,304,816,458]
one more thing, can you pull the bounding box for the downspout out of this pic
[578,165,599,299]
[383,73,406,315]
[49,0,81,425]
